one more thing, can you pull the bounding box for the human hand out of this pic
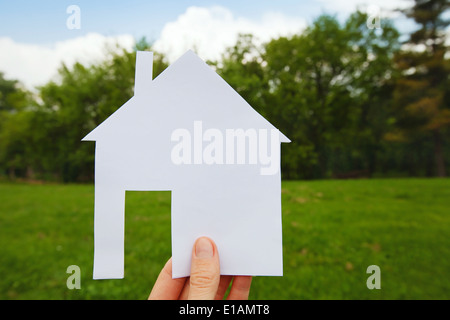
[148,237,252,300]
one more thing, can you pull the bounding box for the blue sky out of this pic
[0,0,325,44]
[0,0,420,88]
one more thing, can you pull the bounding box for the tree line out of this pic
[0,1,448,182]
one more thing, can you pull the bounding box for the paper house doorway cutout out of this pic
[83,50,290,279]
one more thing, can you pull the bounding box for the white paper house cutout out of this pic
[83,50,290,279]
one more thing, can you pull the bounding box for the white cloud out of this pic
[7,3,425,90]
[1,6,305,90]
[153,6,306,63]
[0,33,135,89]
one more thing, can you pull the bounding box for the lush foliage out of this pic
[392,0,450,177]
[0,3,448,181]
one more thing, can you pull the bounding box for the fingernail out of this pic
[195,237,214,259]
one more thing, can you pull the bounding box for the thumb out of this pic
[188,237,220,300]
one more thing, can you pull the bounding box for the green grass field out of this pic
[0,178,449,299]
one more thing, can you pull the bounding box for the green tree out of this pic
[393,0,450,177]
[0,73,33,179]
[262,13,400,178]
[213,34,268,111]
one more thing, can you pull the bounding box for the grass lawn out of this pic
[0,178,449,299]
